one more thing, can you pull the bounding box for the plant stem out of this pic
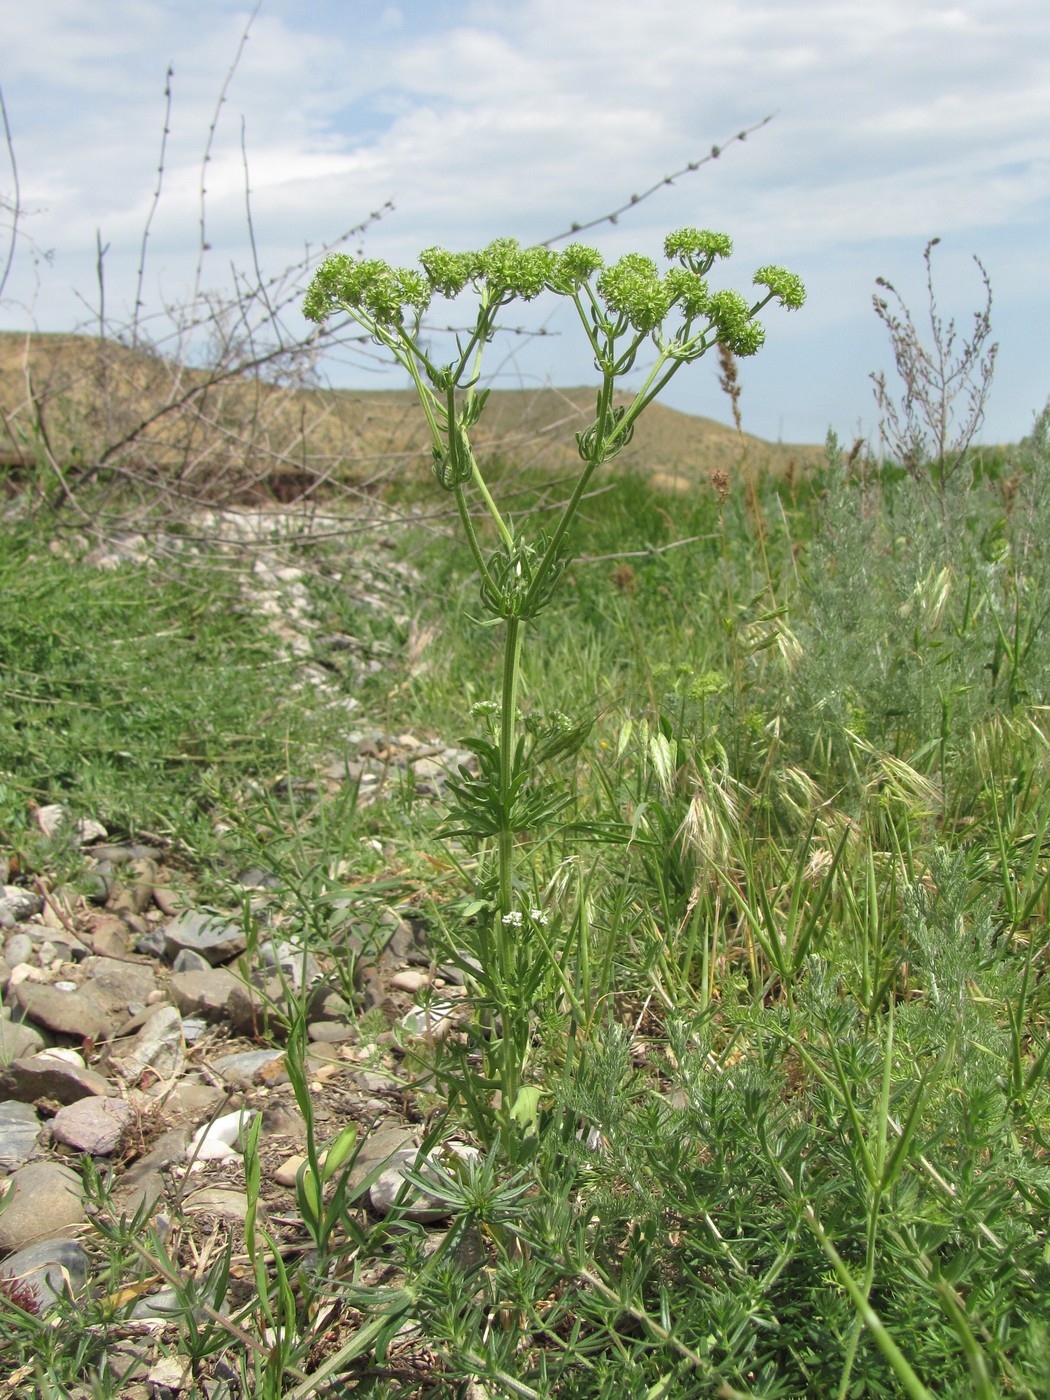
[498,615,524,923]
[454,483,493,584]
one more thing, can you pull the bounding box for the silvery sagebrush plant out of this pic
[303,230,804,1142]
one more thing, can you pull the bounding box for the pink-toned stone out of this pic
[51,1096,134,1155]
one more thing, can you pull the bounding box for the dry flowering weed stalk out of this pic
[871,236,998,515]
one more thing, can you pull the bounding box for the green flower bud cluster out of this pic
[431,429,473,490]
[303,255,430,326]
[554,242,605,288]
[419,240,559,301]
[575,401,634,462]
[585,229,804,355]
[302,230,804,366]
[418,247,477,298]
[480,535,567,619]
[475,238,556,299]
[752,265,807,311]
[597,253,671,333]
[664,228,734,266]
[706,290,766,357]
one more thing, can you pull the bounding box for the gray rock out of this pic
[183,1187,251,1224]
[354,1069,401,1094]
[10,982,112,1043]
[51,1095,134,1155]
[163,909,247,966]
[113,1005,185,1085]
[308,988,355,1020]
[134,927,166,959]
[78,957,158,1013]
[257,939,322,989]
[0,1100,42,1169]
[148,1360,196,1394]
[112,1167,166,1222]
[226,978,279,1037]
[306,1020,357,1044]
[170,966,275,1036]
[437,954,483,987]
[368,1149,451,1221]
[130,1285,187,1321]
[0,1014,46,1066]
[0,1238,88,1312]
[86,844,160,866]
[0,1161,85,1251]
[212,1048,285,1087]
[128,1125,190,1173]
[78,867,113,905]
[0,1051,111,1105]
[88,917,131,960]
[172,948,210,974]
[0,886,44,927]
[235,867,282,891]
[410,755,447,784]
[9,922,89,964]
[51,931,91,962]
[260,1104,304,1138]
[105,858,158,917]
[180,1016,208,1044]
[163,1079,226,1124]
[376,908,421,962]
[168,968,243,1021]
[347,1123,417,1195]
[3,933,34,967]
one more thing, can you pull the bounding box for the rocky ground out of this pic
[0,508,479,1396]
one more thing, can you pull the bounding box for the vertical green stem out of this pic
[453,484,492,584]
[498,616,524,922]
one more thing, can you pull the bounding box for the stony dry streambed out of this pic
[0,507,480,1396]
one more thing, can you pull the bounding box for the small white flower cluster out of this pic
[501,908,550,927]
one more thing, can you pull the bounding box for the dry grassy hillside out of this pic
[0,332,822,506]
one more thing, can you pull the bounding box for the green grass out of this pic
[0,521,345,884]
[3,424,1050,1396]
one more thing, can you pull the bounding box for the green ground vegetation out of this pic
[2,419,1050,1396]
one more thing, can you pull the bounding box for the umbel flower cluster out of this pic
[303,228,804,359]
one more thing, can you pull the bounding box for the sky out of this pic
[1,0,1048,446]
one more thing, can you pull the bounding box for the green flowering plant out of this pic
[304,229,803,1141]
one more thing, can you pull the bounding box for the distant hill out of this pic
[338,384,824,489]
[0,332,823,501]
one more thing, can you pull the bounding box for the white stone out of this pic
[35,804,72,837]
[401,1001,455,1036]
[187,1108,258,1162]
[38,1047,85,1068]
[76,818,108,844]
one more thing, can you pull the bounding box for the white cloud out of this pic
[1,0,1047,442]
